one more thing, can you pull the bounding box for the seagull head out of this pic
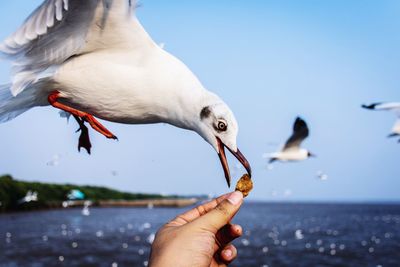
[307,151,317,158]
[194,95,251,187]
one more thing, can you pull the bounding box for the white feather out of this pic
[0,0,241,159]
[392,120,400,135]
[1,0,137,96]
[270,149,309,162]
[364,102,400,135]
[372,102,400,111]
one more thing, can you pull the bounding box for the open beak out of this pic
[217,138,252,187]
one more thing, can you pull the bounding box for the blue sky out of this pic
[0,0,399,202]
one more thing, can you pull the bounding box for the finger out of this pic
[169,193,231,226]
[219,244,237,265]
[191,191,243,234]
[216,224,242,248]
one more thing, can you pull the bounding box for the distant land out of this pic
[0,175,202,212]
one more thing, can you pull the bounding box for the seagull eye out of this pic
[217,121,227,131]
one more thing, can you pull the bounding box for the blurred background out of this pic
[0,0,399,266]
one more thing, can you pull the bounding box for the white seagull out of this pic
[266,117,315,163]
[362,102,400,142]
[0,0,251,187]
[316,170,328,181]
[18,190,39,204]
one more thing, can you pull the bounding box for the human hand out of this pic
[149,191,244,267]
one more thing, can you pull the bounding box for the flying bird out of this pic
[316,170,328,181]
[0,0,251,187]
[266,117,315,163]
[18,190,39,204]
[362,102,400,142]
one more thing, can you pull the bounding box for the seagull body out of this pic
[1,1,205,127]
[269,148,309,162]
[52,36,204,126]
[362,102,400,141]
[0,0,251,186]
[267,117,315,164]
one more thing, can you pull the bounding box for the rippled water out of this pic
[0,203,399,267]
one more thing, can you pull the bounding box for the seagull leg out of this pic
[48,91,118,140]
[73,115,92,154]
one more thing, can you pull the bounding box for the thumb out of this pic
[191,191,243,234]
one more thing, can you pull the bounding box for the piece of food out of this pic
[235,174,253,197]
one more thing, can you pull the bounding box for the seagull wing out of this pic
[392,119,400,134]
[282,117,309,151]
[362,102,400,130]
[362,102,400,112]
[0,0,137,96]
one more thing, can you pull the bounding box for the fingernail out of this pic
[227,191,243,205]
[223,249,232,258]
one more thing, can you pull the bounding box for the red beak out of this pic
[217,138,252,187]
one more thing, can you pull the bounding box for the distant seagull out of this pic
[283,189,293,197]
[316,170,328,181]
[46,153,63,166]
[18,190,38,204]
[295,229,304,240]
[81,201,91,216]
[266,117,316,164]
[0,0,251,187]
[59,111,72,123]
[362,102,400,142]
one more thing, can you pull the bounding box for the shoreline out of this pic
[98,198,199,208]
[0,175,206,213]
[0,198,201,214]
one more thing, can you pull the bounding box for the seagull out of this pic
[316,170,328,181]
[362,102,400,142]
[266,117,315,163]
[294,229,304,240]
[0,0,251,187]
[283,189,293,197]
[46,153,64,166]
[81,201,91,216]
[18,190,39,204]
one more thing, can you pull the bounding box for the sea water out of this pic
[0,203,399,267]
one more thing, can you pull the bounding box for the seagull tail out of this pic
[0,83,37,123]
